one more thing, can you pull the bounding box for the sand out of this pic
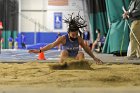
[0,60,140,89]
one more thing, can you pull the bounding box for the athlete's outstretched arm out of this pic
[28,36,64,53]
[78,36,103,64]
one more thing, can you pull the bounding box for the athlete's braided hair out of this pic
[63,12,87,33]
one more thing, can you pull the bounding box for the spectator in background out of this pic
[56,32,62,51]
[92,29,106,52]
[83,27,90,47]
[0,21,3,50]
[8,36,13,49]
[21,34,26,48]
[14,35,19,49]
[122,0,140,59]
[0,37,4,49]
[96,34,106,52]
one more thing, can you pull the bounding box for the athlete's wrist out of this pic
[39,49,42,53]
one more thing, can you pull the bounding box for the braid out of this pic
[63,12,87,32]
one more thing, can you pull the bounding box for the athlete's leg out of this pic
[75,51,85,60]
[60,50,69,63]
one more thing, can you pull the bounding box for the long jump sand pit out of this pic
[0,59,140,89]
[48,59,92,70]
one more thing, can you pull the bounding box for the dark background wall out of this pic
[0,0,18,31]
[86,0,108,40]
[0,0,18,48]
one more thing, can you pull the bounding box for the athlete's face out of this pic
[68,31,78,41]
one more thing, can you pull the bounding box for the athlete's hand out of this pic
[93,57,103,65]
[122,11,129,19]
[28,49,40,54]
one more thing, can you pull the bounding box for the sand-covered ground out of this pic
[0,60,140,89]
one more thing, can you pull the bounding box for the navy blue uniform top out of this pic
[8,37,13,42]
[63,34,79,57]
[83,31,90,40]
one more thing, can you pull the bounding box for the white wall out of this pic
[21,12,44,31]
[21,0,44,10]
[20,0,46,32]
[20,0,86,32]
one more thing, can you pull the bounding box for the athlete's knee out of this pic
[78,52,85,58]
